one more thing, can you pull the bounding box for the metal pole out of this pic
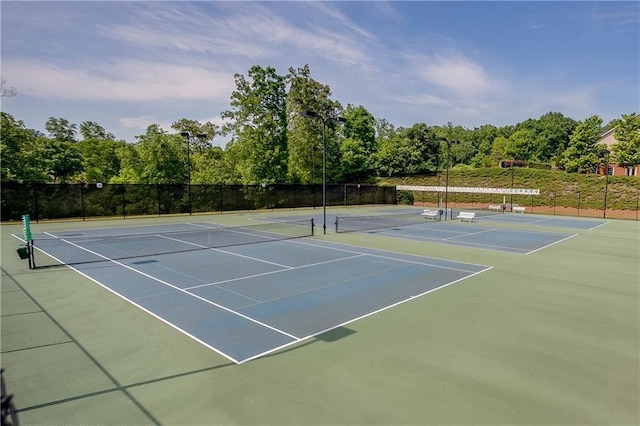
[445,141,450,220]
[187,138,192,215]
[603,151,609,219]
[577,191,581,217]
[322,119,327,234]
[181,132,193,216]
[510,163,514,211]
[636,192,639,221]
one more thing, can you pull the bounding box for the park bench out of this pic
[512,206,525,213]
[456,212,475,222]
[488,204,503,212]
[420,209,439,220]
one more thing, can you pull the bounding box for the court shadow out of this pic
[262,326,357,360]
[315,326,357,343]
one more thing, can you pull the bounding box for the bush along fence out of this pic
[0,182,397,222]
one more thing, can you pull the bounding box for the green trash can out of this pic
[16,246,29,260]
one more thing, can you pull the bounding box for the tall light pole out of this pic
[603,149,610,219]
[510,160,515,211]
[300,110,346,234]
[180,132,206,215]
[438,138,458,220]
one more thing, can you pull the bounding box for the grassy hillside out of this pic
[377,168,640,211]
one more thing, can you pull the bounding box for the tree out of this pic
[339,104,376,181]
[557,115,606,173]
[171,118,219,152]
[285,64,342,183]
[371,123,439,177]
[611,113,640,168]
[535,112,577,162]
[77,122,123,183]
[45,117,77,142]
[221,65,288,184]
[0,112,35,180]
[469,125,499,167]
[41,140,84,182]
[133,125,187,183]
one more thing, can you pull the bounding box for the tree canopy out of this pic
[1,64,637,185]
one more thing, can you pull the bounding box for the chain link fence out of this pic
[0,182,397,222]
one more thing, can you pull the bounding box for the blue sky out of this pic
[2,1,638,146]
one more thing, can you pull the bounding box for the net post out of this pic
[311,218,315,236]
[335,216,339,233]
[29,240,36,269]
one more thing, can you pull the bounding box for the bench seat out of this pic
[456,212,475,222]
[421,209,439,220]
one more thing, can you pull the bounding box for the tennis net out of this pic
[33,219,314,267]
[334,212,432,233]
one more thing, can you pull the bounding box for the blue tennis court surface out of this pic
[359,222,576,255]
[25,223,491,364]
[474,212,608,230]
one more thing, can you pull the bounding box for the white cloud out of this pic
[416,52,494,96]
[3,59,235,102]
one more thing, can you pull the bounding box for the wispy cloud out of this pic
[4,59,235,101]
[413,51,496,96]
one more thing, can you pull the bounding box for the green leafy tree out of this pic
[557,115,606,173]
[190,146,232,184]
[285,64,342,183]
[469,125,499,167]
[79,121,115,140]
[76,121,123,183]
[0,112,36,180]
[45,117,77,142]
[340,104,376,181]
[134,125,187,183]
[111,143,142,184]
[372,123,439,176]
[611,113,640,167]
[171,118,219,153]
[535,112,577,162]
[221,65,288,184]
[41,139,84,182]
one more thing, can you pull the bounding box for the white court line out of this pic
[52,238,299,337]
[238,265,494,364]
[22,228,495,364]
[12,232,244,363]
[442,228,497,240]
[587,221,610,231]
[185,254,367,290]
[159,234,294,269]
[371,229,530,254]
[524,233,577,255]
[287,238,488,272]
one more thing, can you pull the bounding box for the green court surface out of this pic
[1,207,639,425]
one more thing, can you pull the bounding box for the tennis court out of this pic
[331,213,576,255]
[20,221,490,364]
[472,211,609,230]
[2,208,638,425]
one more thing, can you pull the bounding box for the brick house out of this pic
[596,113,639,177]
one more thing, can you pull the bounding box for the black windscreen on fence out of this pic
[1,182,397,221]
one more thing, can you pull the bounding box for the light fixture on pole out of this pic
[180,132,207,215]
[300,110,346,234]
[438,138,458,220]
